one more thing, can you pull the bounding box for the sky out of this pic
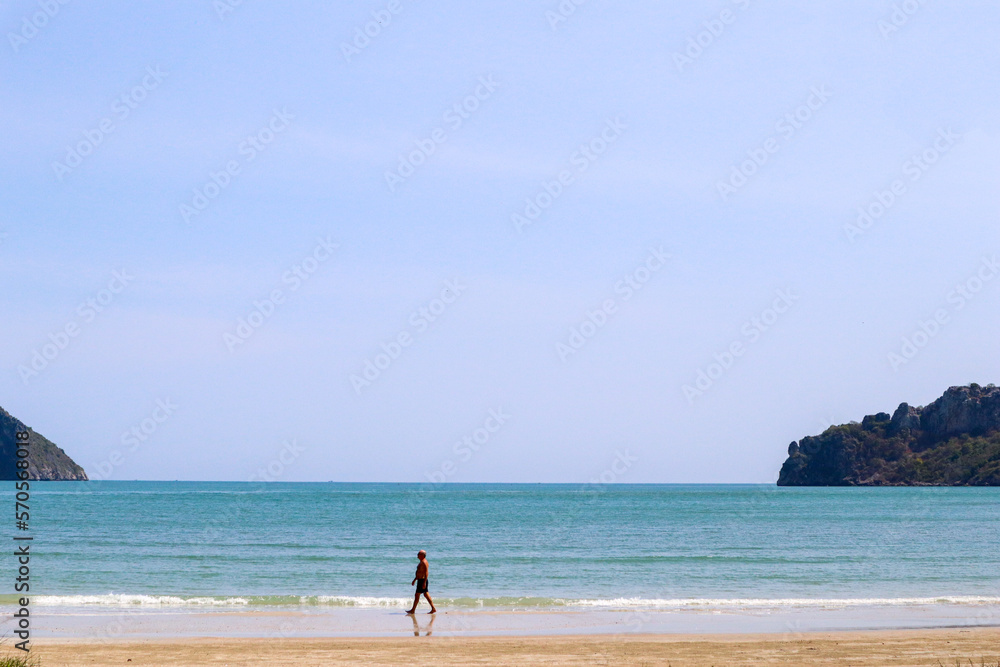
[2,0,999,483]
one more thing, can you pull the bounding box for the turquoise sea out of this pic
[10,481,1000,615]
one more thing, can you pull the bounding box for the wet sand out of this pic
[28,627,1000,666]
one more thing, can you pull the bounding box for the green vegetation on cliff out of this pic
[778,384,1000,486]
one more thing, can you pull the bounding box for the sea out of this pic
[5,482,1000,637]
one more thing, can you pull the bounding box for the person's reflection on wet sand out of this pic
[410,612,435,636]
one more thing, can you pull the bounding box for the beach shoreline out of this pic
[25,627,1000,666]
[18,601,1000,640]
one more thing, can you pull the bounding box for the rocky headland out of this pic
[778,383,1000,486]
[0,405,88,480]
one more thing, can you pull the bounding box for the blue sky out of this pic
[2,0,999,482]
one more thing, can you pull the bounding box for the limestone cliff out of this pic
[0,405,88,480]
[778,384,1000,486]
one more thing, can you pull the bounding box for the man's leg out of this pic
[406,591,420,614]
[424,592,436,613]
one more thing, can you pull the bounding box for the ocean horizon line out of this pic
[25,479,999,488]
[29,480,784,485]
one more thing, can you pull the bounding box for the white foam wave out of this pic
[569,596,1000,609]
[23,594,1000,610]
[311,596,409,607]
[31,595,254,607]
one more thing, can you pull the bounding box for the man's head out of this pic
[417,550,426,560]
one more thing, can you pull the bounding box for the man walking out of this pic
[406,550,437,614]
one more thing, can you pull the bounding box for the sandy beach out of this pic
[27,628,1000,666]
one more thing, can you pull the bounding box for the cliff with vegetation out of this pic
[778,384,1000,486]
[0,405,88,480]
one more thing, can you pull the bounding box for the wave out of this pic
[8,594,1000,610]
[569,596,1000,608]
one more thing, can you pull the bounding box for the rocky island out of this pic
[778,383,1000,486]
[1,405,88,480]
